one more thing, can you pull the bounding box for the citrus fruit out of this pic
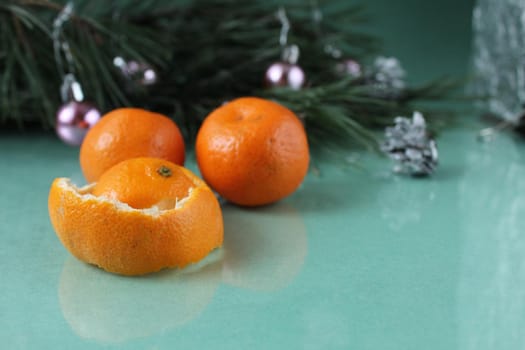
[48,158,223,276]
[195,97,309,206]
[91,157,195,210]
[80,108,185,183]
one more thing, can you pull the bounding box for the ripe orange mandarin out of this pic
[195,97,309,206]
[92,157,195,210]
[48,157,223,276]
[80,108,185,183]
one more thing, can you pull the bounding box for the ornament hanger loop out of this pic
[53,2,84,102]
[311,1,322,23]
[53,2,75,78]
[276,7,300,64]
[276,7,290,48]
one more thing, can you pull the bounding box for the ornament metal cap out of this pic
[282,44,300,65]
[61,73,84,102]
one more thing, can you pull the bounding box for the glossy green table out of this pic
[8,1,521,349]
[2,120,525,349]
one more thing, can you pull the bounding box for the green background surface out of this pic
[364,0,475,83]
[5,1,524,349]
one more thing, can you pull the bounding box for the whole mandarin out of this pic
[80,108,185,183]
[195,97,309,206]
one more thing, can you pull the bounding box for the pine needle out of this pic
[0,0,458,153]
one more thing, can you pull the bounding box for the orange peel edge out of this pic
[48,172,224,276]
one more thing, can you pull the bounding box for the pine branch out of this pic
[0,0,458,153]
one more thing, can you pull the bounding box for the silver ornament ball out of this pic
[114,56,157,86]
[368,56,406,98]
[128,60,157,85]
[56,101,101,146]
[336,58,362,79]
[264,62,305,90]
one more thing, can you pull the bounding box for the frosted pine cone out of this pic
[381,111,438,176]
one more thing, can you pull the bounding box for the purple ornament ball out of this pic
[56,101,101,146]
[336,58,362,79]
[264,62,305,90]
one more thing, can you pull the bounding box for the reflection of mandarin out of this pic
[80,108,185,183]
[222,203,307,292]
[196,97,309,206]
[59,255,221,343]
[48,158,223,276]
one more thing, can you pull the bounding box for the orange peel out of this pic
[48,163,223,276]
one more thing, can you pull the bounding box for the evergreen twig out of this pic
[0,0,456,151]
